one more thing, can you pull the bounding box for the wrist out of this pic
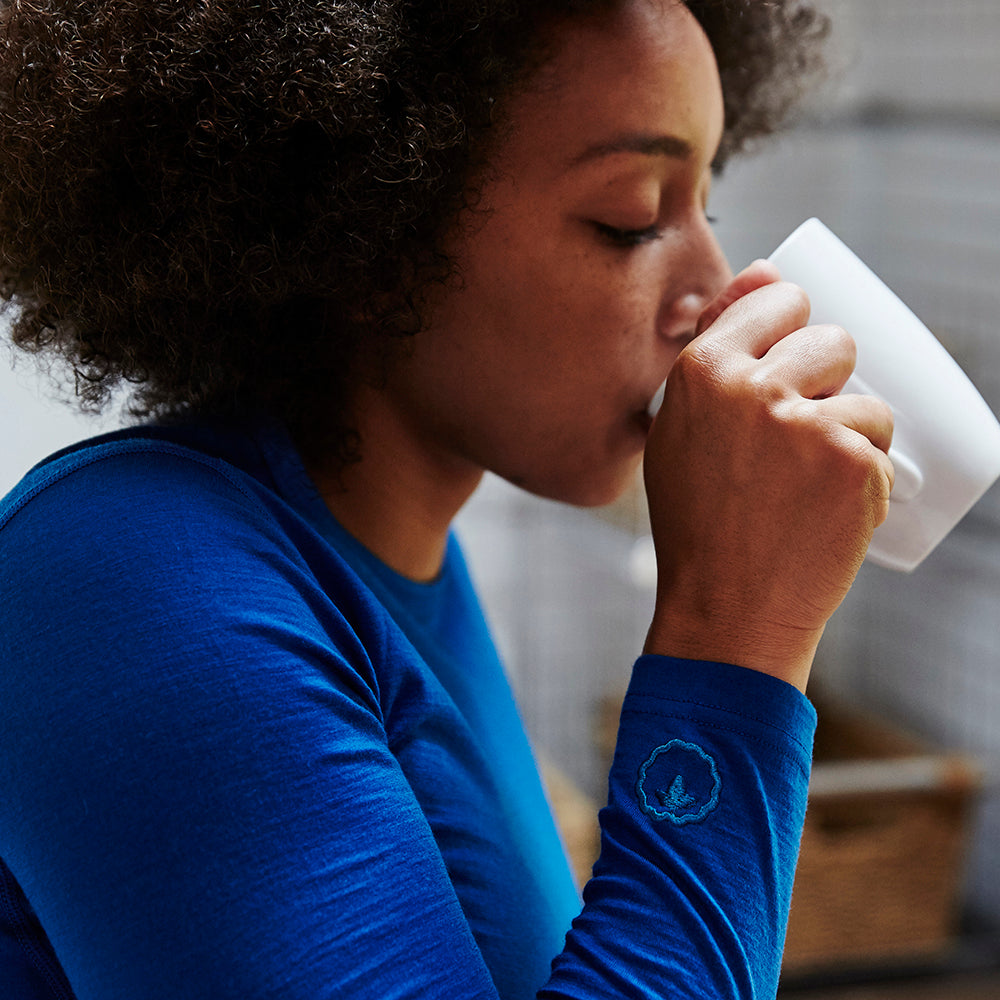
[643,607,821,694]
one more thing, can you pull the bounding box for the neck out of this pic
[306,389,483,583]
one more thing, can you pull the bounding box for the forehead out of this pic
[495,0,724,174]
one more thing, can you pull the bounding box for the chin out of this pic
[514,456,643,510]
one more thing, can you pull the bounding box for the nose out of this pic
[658,222,732,343]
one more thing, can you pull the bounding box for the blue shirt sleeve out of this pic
[544,656,815,999]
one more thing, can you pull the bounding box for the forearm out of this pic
[542,656,816,1000]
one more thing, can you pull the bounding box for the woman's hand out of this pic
[642,261,895,692]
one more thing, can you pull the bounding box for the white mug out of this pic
[769,218,1000,572]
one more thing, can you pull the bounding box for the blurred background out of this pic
[2,0,998,994]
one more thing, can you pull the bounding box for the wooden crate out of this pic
[783,694,981,975]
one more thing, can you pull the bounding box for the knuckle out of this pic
[673,339,725,386]
[814,323,855,356]
[842,440,890,498]
[778,281,811,321]
[747,364,782,398]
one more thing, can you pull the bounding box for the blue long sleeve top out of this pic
[0,420,816,1000]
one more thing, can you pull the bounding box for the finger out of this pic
[760,323,857,401]
[695,258,783,336]
[691,279,812,360]
[817,391,895,457]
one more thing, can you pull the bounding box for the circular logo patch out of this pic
[636,740,721,825]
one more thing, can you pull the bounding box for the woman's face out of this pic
[385,0,730,506]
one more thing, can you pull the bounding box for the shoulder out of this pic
[4,428,274,524]
[1,431,289,622]
[2,426,464,738]
[1,433,294,612]
[0,429,394,698]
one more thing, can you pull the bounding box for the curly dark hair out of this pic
[0,0,828,464]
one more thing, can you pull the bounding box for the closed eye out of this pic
[593,222,663,248]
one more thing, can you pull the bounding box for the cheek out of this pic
[579,279,660,365]
[451,220,660,389]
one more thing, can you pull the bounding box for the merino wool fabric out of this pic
[0,421,816,1000]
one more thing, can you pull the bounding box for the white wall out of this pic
[0,336,120,496]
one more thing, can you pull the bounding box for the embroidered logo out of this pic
[636,740,721,825]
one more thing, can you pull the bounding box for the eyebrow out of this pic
[568,133,694,168]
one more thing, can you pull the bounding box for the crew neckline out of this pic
[250,419,458,600]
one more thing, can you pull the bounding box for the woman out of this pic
[0,2,894,998]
